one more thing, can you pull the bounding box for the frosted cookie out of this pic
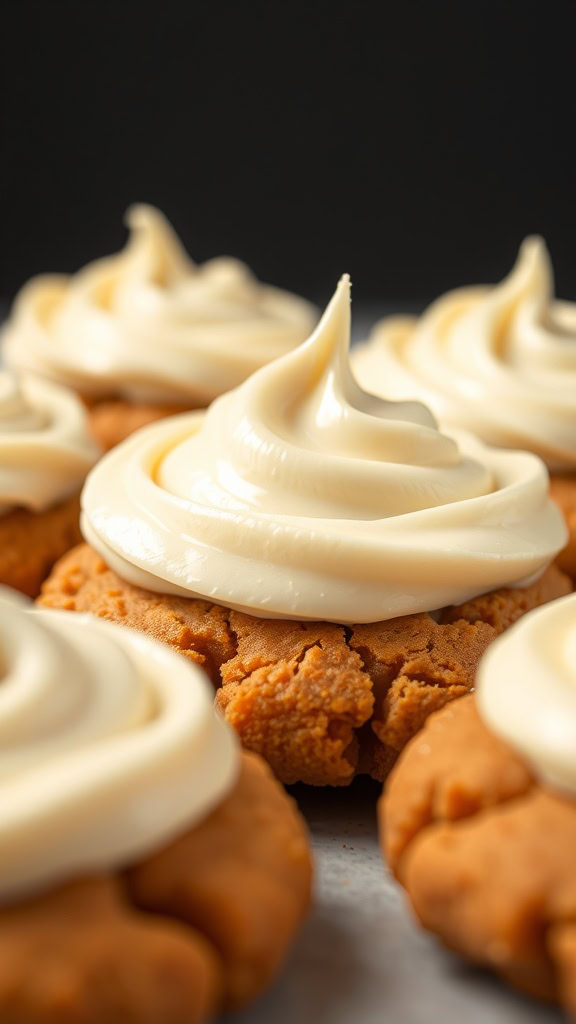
[381,593,576,1016]
[0,593,311,1021]
[41,277,570,784]
[0,373,98,595]
[4,205,317,449]
[354,239,576,578]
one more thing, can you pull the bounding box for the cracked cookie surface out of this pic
[0,752,311,1023]
[381,695,576,1014]
[40,544,571,785]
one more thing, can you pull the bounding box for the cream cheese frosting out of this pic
[353,238,576,469]
[477,593,576,796]
[3,205,317,404]
[0,593,238,902]
[81,275,566,624]
[0,372,99,515]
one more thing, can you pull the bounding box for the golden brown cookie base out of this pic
[440,556,572,633]
[0,494,83,598]
[0,752,311,1023]
[380,696,576,1015]
[550,472,576,580]
[40,545,571,785]
[86,398,194,451]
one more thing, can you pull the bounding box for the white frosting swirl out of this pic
[0,597,238,902]
[353,238,576,469]
[4,205,317,404]
[0,372,99,515]
[81,276,565,624]
[477,593,576,796]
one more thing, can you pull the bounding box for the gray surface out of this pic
[225,780,563,1024]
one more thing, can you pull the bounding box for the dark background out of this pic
[2,0,575,309]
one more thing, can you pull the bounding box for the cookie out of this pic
[0,494,83,597]
[0,598,312,1023]
[0,876,221,1024]
[380,695,576,1010]
[127,751,312,1010]
[439,555,571,632]
[86,398,192,451]
[549,472,576,580]
[0,751,311,1022]
[49,277,569,785]
[0,372,99,595]
[40,543,571,785]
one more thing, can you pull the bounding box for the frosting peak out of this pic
[122,203,194,285]
[4,205,317,404]
[158,276,492,522]
[353,237,576,468]
[82,278,565,624]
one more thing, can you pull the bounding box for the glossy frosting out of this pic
[353,238,576,468]
[4,204,317,404]
[0,372,99,514]
[477,593,576,796]
[81,276,565,623]
[0,594,238,902]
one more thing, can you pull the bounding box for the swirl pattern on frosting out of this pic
[3,205,317,404]
[353,238,576,469]
[0,594,238,902]
[81,276,566,623]
[477,593,576,796]
[0,372,99,514]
